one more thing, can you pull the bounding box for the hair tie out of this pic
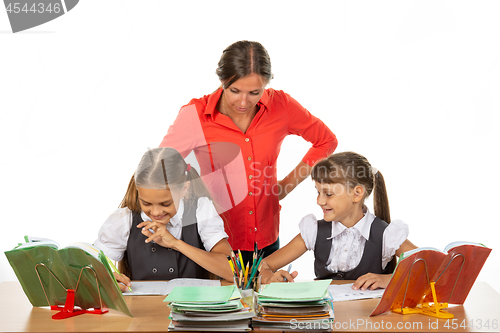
[186,164,192,173]
[371,166,379,176]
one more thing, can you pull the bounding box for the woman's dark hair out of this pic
[311,151,391,224]
[216,40,273,88]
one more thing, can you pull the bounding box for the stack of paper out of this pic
[164,285,254,332]
[252,280,334,332]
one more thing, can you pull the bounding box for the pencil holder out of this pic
[238,286,255,312]
[251,274,262,293]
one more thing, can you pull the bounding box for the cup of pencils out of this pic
[250,274,262,293]
[227,248,263,291]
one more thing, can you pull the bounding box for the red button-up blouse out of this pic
[160,88,337,251]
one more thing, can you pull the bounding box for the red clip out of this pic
[51,289,108,320]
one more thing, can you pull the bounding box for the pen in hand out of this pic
[106,257,132,291]
[284,263,292,282]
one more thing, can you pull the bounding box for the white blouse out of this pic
[299,208,408,273]
[94,197,228,262]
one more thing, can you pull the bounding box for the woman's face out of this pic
[221,73,267,116]
[136,186,184,224]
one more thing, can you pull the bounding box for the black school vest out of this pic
[314,217,394,280]
[125,198,209,280]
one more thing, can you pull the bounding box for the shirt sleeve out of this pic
[282,92,338,166]
[381,219,409,269]
[196,197,228,252]
[159,103,207,157]
[298,214,319,251]
[94,208,133,262]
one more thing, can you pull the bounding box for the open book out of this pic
[371,241,491,316]
[4,236,132,317]
[14,236,103,258]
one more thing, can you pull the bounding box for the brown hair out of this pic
[119,175,141,213]
[215,40,273,88]
[311,151,391,223]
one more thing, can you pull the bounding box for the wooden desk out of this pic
[1,281,499,332]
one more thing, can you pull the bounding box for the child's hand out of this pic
[113,272,131,292]
[137,220,178,250]
[271,269,298,283]
[261,268,298,284]
[352,273,392,291]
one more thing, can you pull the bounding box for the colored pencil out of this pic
[231,251,240,273]
[237,249,245,272]
[244,261,249,286]
[245,257,263,289]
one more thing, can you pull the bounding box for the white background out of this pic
[1,1,499,293]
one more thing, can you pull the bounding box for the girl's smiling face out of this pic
[315,181,364,226]
[137,186,184,224]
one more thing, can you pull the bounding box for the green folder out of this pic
[164,285,236,304]
[171,299,243,312]
[5,242,132,317]
[257,280,332,301]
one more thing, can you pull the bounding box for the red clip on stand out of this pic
[50,289,108,320]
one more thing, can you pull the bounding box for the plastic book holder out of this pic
[392,254,465,319]
[35,263,109,320]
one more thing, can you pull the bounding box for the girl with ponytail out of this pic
[95,147,233,291]
[260,151,417,290]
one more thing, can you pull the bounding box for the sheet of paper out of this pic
[328,283,384,302]
[123,281,169,296]
[123,278,221,296]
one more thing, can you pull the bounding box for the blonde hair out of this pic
[119,147,212,214]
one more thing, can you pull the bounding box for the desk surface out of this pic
[1,281,499,333]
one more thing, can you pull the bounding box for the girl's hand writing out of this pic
[137,220,178,250]
[260,266,298,284]
[270,269,298,283]
[352,273,392,291]
[113,272,131,292]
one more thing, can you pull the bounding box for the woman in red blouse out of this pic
[160,40,337,264]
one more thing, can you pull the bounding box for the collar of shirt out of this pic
[329,206,374,240]
[139,198,185,227]
[203,88,271,117]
